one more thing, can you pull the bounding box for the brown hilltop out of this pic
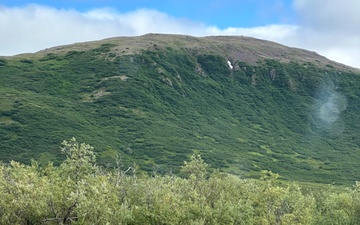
[12,33,360,73]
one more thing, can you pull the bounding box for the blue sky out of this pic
[2,0,296,28]
[0,0,359,68]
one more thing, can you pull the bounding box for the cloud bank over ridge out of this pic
[0,0,359,68]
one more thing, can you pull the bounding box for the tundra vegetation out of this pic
[1,34,360,197]
[1,138,360,225]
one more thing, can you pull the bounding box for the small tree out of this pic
[60,137,98,180]
[180,154,208,180]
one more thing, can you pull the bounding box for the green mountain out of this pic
[1,34,360,184]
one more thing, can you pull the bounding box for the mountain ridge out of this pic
[9,33,359,73]
[1,33,360,184]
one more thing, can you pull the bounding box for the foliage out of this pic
[180,153,209,179]
[1,42,360,185]
[1,139,360,224]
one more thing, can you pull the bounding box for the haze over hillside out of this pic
[1,34,360,184]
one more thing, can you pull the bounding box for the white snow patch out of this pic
[227,60,233,69]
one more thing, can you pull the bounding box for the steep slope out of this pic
[1,34,360,184]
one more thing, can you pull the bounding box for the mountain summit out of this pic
[1,34,360,184]
[36,34,357,72]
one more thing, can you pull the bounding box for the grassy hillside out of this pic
[1,34,360,184]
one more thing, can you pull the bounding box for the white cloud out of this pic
[0,5,205,55]
[205,24,298,43]
[290,0,360,68]
[293,0,360,31]
[0,3,359,69]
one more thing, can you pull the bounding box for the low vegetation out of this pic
[1,138,360,225]
[1,35,360,185]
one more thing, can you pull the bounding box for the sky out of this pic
[0,0,359,68]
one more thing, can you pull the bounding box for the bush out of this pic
[1,139,358,224]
